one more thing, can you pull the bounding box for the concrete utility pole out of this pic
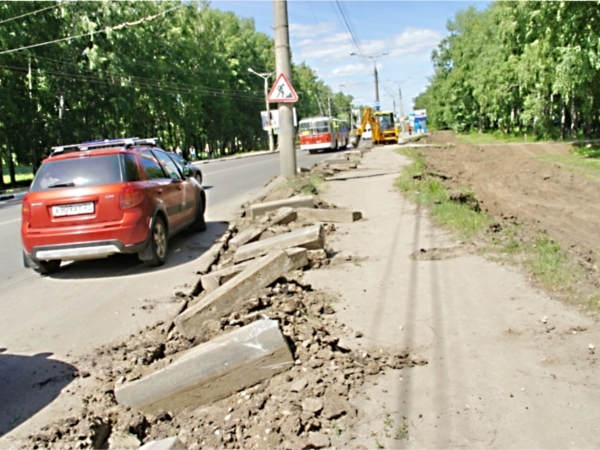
[273,0,297,177]
[350,52,388,105]
[388,78,412,118]
[248,68,275,152]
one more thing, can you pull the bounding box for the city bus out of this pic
[298,117,349,154]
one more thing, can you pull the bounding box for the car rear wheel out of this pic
[190,195,206,232]
[34,259,61,275]
[145,216,168,267]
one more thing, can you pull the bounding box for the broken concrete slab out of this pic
[200,260,254,293]
[176,248,308,339]
[107,431,141,449]
[343,150,363,157]
[297,207,362,223]
[307,249,328,261]
[195,226,234,275]
[115,320,293,414]
[249,195,314,218]
[329,163,358,171]
[324,157,349,165]
[139,436,186,449]
[234,224,325,263]
[230,207,298,250]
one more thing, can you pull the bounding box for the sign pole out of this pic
[273,0,297,178]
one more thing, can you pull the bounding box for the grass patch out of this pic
[487,224,589,305]
[394,417,409,441]
[2,165,34,185]
[524,236,580,291]
[572,143,600,159]
[431,201,489,240]
[455,131,538,145]
[537,151,600,181]
[395,148,490,239]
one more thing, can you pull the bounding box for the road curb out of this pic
[192,149,282,167]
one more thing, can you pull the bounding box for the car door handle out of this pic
[178,185,183,191]
[157,188,163,194]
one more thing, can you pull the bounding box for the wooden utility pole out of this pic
[273,0,297,177]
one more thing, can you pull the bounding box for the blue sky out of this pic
[211,0,489,116]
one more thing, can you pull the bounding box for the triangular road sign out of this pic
[267,73,298,103]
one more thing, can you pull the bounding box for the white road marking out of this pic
[204,159,275,175]
[0,218,20,226]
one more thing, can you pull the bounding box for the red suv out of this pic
[21,138,206,275]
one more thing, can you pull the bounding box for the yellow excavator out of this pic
[352,107,399,145]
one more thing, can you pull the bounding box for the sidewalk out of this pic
[305,145,600,448]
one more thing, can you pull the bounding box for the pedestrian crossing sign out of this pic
[267,73,298,103]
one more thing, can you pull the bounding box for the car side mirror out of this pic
[182,166,191,177]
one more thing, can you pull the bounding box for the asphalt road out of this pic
[0,148,332,360]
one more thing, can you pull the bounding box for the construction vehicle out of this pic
[352,107,399,146]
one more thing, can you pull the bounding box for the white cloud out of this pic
[289,22,337,39]
[327,63,371,78]
[290,22,441,67]
[389,28,443,58]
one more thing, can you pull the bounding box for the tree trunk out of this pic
[570,96,577,139]
[0,151,5,190]
[7,149,16,187]
[560,102,566,140]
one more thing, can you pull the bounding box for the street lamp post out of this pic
[387,77,412,118]
[248,68,275,152]
[350,51,388,105]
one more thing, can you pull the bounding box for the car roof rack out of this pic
[51,137,159,155]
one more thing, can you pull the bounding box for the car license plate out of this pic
[52,202,94,217]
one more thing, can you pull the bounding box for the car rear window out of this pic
[30,154,125,192]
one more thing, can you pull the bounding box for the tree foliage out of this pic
[0,0,344,185]
[415,1,600,139]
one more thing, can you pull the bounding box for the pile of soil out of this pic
[417,131,600,300]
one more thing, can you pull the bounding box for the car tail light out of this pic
[22,195,31,220]
[120,185,145,209]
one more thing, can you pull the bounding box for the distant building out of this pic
[409,109,427,133]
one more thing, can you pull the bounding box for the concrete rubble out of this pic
[229,207,297,250]
[115,319,294,413]
[297,207,362,223]
[176,248,309,339]
[233,224,325,263]
[249,195,314,218]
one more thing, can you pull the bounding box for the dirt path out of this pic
[305,142,600,448]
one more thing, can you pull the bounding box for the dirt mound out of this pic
[25,280,422,450]
[418,131,600,296]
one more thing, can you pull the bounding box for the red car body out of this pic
[21,138,206,274]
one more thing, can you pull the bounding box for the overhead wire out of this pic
[9,55,264,99]
[331,0,372,75]
[0,64,264,102]
[0,5,182,56]
[0,2,60,26]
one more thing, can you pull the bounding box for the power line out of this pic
[0,64,263,102]
[0,5,182,56]
[0,3,60,26]
[331,0,371,75]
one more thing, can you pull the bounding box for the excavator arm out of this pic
[352,107,379,146]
